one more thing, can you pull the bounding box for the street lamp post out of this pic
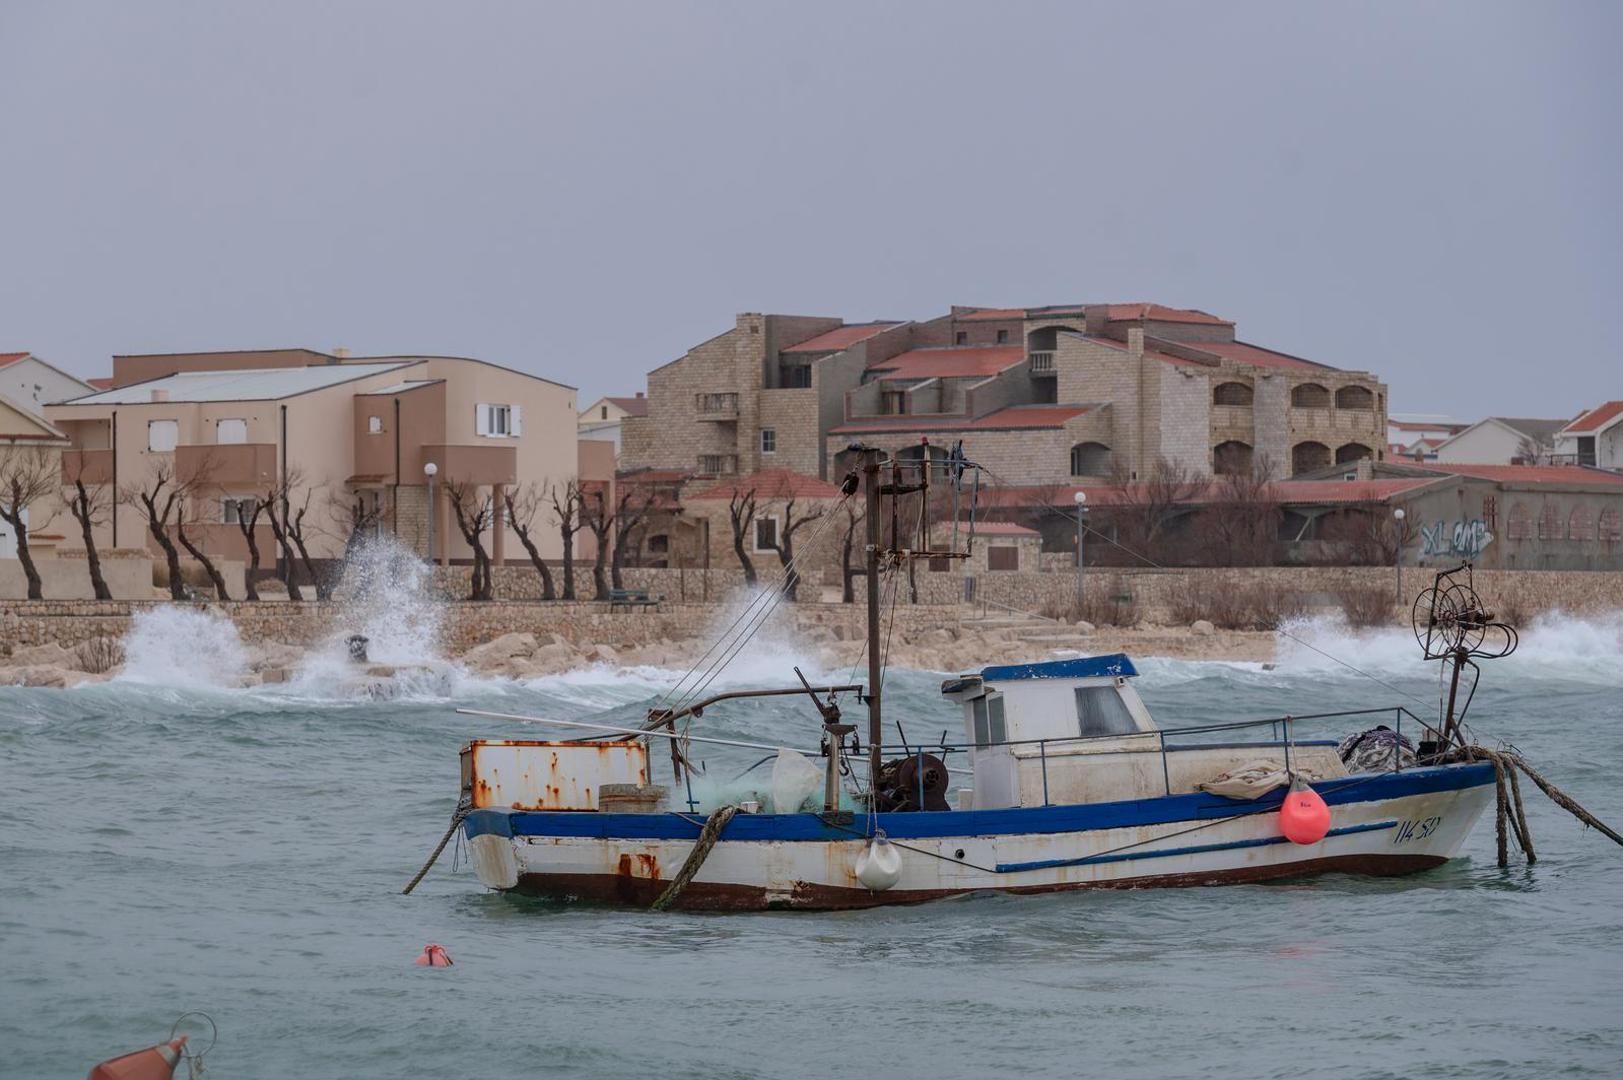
[1073,490,1088,607]
[424,461,439,564]
[1393,506,1407,603]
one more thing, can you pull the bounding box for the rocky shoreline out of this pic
[0,617,1280,690]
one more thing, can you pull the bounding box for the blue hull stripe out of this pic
[463,762,1492,844]
[993,820,1398,873]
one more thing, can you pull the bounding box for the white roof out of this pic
[362,379,442,395]
[62,362,416,404]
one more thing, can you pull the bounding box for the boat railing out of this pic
[870,705,1437,806]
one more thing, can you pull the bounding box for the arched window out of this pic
[1600,509,1622,543]
[1291,383,1331,408]
[1568,506,1597,542]
[1537,503,1563,541]
[1291,441,1331,475]
[1213,441,1254,476]
[1070,442,1112,476]
[1213,382,1253,406]
[1335,385,1375,410]
[1506,504,1533,540]
[1335,442,1373,464]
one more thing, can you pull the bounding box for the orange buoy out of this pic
[87,1036,186,1080]
[1279,777,1331,845]
[414,943,453,966]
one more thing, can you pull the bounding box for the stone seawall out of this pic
[4,567,1621,654]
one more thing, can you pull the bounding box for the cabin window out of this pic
[972,695,1007,748]
[1075,686,1138,737]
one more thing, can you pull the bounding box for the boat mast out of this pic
[864,446,884,788]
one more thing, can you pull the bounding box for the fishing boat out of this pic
[439,446,1517,911]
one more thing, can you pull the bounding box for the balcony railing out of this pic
[695,392,740,420]
[1028,351,1055,373]
[176,443,277,488]
[60,448,114,486]
[696,454,739,476]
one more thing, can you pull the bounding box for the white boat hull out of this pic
[464,764,1495,910]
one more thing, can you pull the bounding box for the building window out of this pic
[1291,441,1332,475]
[987,545,1018,571]
[882,391,907,415]
[1570,506,1597,542]
[1537,503,1563,541]
[760,428,776,454]
[367,415,384,435]
[1600,509,1621,543]
[754,515,779,552]
[954,331,967,345]
[1213,382,1253,407]
[1507,504,1533,540]
[147,419,178,452]
[216,418,247,444]
[1069,442,1112,476]
[221,497,256,525]
[1483,496,1497,530]
[996,329,1009,344]
[1213,441,1254,476]
[928,556,951,572]
[1291,383,1331,409]
[1076,686,1139,737]
[1577,436,1597,467]
[781,364,813,388]
[600,406,608,420]
[1335,385,1375,411]
[477,403,521,437]
[1335,442,1373,464]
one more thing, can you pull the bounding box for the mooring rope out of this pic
[1446,744,1622,867]
[402,805,472,895]
[650,804,739,911]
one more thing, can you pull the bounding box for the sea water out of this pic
[2,610,1621,1078]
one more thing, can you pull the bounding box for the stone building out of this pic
[622,302,1389,486]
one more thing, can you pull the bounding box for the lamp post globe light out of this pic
[1073,490,1088,605]
[424,462,439,564]
[1393,506,1407,602]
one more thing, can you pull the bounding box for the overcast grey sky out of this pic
[2,1,1618,417]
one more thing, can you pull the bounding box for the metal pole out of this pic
[865,448,884,791]
[1075,506,1083,602]
[1393,507,1406,604]
[426,474,436,563]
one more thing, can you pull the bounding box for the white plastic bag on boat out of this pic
[771,748,822,813]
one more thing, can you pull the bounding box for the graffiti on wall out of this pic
[1420,518,1493,559]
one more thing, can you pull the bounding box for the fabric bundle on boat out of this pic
[1197,760,1328,800]
[1337,726,1417,773]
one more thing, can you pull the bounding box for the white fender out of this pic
[854,832,902,891]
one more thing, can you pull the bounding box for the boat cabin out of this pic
[941,654,1346,810]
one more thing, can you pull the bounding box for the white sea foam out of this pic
[118,605,248,689]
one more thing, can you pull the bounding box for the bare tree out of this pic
[1197,455,1283,566]
[234,495,267,600]
[122,460,189,601]
[261,474,304,601]
[1105,455,1203,565]
[581,485,615,600]
[1515,432,1555,466]
[443,479,495,601]
[727,487,759,587]
[757,495,824,601]
[0,443,60,600]
[550,480,586,600]
[61,453,113,600]
[608,486,652,591]
[280,484,330,600]
[175,499,231,601]
[504,482,556,600]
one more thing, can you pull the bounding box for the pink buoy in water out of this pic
[1279,778,1331,845]
[414,943,453,967]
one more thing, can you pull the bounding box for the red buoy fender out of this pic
[1279,777,1331,845]
[88,1036,186,1080]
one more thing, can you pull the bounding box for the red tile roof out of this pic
[976,476,1442,510]
[971,521,1039,536]
[955,307,1026,322]
[1077,334,1208,369]
[605,395,648,417]
[829,404,1095,436]
[782,323,902,353]
[1413,463,1623,486]
[869,346,1026,381]
[1106,304,1232,326]
[0,352,31,369]
[688,468,844,501]
[1562,401,1623,434]
[1196,340,1331,372]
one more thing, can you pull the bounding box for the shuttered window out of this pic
[987,545,1018,571]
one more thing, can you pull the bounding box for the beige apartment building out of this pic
[622,303,1389,485]
[45,349,576,573]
